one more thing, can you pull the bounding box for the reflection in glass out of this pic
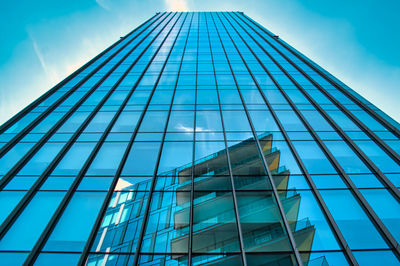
[87,133,331,265]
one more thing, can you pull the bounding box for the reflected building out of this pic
[88,134,318,265]
[0,11,400,266]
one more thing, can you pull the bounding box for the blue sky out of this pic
[0,0,399,124]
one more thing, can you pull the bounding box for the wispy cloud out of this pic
[95,0,111,11]
[28,31,60,85]
[164,0,188,11]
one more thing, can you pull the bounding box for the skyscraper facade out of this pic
[0,11,399,265]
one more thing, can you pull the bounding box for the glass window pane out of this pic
[353,250,399,266]
[360,189,400,243]
[320,189,388,249]
[237,191,293,252]
[89,190,149,254]
[324,140,371,174]
[196,111,223,132]
[192,191,241,253]
[18,142,64,175]
[222,110,252,132]
[0,191,65,251]
[52,142,96,175]
[291,141,337,174]
[0,142,35,175]
[122,142,161,176]
[0,191,25,225]
[35,253,80,265]
[141,192,190,254]
[111,112,141,132]
[157,142,193,175]
[86,142,128,176]
[43,192,107,252]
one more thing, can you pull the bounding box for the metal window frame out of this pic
[21,12,181,265]
[232,11,400,260]
[0,13,172,250]
[0,13,163,158]
[210,12,303,266]
[0,13,160,135]
[221,11,358,264]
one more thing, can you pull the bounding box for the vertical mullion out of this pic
[0,12,171,191]
[231,12,400,259]
[22,12,182,265]
[211,12,304,265]
[0,13,161,135]
[188,11,200,266]
[236,12,400,141]
[222,12,358,264]
[130,12,191,265]
[0,12,166,158]
[0,13,170,188]
[232,13,400,201]
[78,12,187,265]
[204,12,247,265]
[0,11,175,244]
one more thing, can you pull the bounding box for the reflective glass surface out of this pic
[0,11,399,265]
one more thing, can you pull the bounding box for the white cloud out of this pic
[164,0,188,11]
[176,124,195,132]
[28,31,60,85]
[95,0,111,10]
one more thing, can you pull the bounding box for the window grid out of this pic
[0,11,399,266]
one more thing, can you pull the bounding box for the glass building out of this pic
[0,11,399,266]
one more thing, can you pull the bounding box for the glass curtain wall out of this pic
[0,11,399,266]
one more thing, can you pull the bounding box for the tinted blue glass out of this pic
[0,191,25,224]
[0,253,28,265]
[18,142,64,175]
[196,90,219,105]
[0,142,35,175]
[353,250,399,266]
[355,140,400,173]
[325,110,360,131]
[157,142,193,174]
[360,189,400,243]
[43,192,106,252]
[52,142,96,175]
[219,90,242,105]
[0,191,65,251]
[291,141,337,174]
[300,110,334,131]
[248,110,280,132]
[57,112,91,133]
[275,110,307,131]
[324,140,371,174]
[111,112,141,132]
[30,111,65,133]
[1,12,400,265]
[222,110,252,131]
[83,111,115,133]
[286,190,340,251]
[320,189,388,249]
[167,111,194,132]
[86,142,128,175]
[35,253,80,266]
[4,176,38,190]
[4,112,40,134]
[122,142,161,176]
[196,111,223,132]
[138,111,168,132]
